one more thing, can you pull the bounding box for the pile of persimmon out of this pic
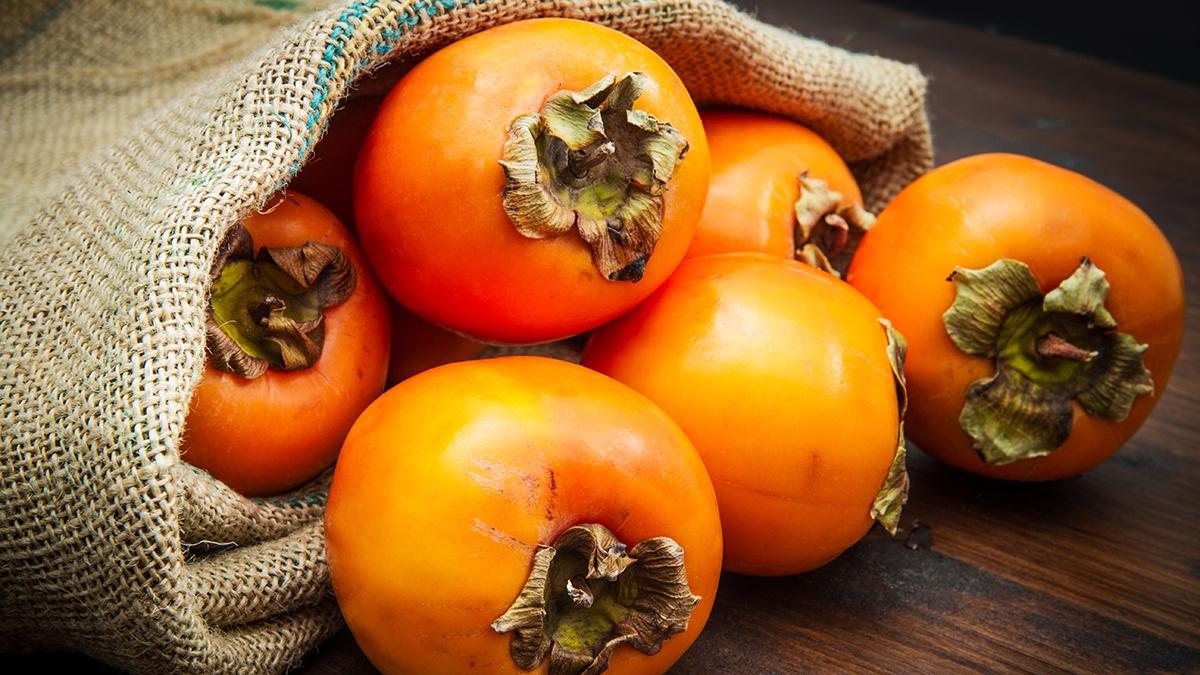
[183,16,1184,675]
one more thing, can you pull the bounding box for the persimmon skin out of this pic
[583,254,900,576]
[182,193,391,496]
[354,18,710,344]
[848,153,1185,481]
[326,356,722,675]
[687,109,862,259]
[387,301,484,385]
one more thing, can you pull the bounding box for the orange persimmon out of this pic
[848,153,1185,480]
[687,110,867,272]
[326,356,722,674]
[354,18,710,344]
[182,192,390,496]
[583,254,907,576]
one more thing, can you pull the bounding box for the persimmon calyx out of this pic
[794,174,876,278]
[492,523,699,675]
[500,72,690,283]
[944,258,1153,465]
[870,319,910,534]
[205,223,356,379]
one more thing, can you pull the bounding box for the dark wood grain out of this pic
[674,533,1197,673]
[10,1,1199,673]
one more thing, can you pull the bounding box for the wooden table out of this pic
[14,0,1199,672]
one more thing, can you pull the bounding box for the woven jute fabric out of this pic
[0,0,931,672]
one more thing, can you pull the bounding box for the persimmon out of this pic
[387,301,484,385]
[326,356,722,674]
[848,153,1185,480]
[354,18,710,344]
[182,192,390,496]
[686,110,872,275]
[583,254,908,576]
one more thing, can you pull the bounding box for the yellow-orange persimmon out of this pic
[326,357,722,674]
[687,110,865,266]
[584,254,907,576]
[848,153,1185,480]
[182,192,390,496]
[354,18,710,344]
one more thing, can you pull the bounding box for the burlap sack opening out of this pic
[0,1,931,672]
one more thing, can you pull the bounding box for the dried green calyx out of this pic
[870,319,910,534]
[492,523,699,675]
[500,72,690,282]
[793,174,876,278]
[944,258,1153,465]
[205,223,355,379]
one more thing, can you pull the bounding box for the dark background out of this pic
[862,0,1198,84]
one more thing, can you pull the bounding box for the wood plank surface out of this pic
[11,0,1199,672]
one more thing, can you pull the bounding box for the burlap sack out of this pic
[0,0,931,672]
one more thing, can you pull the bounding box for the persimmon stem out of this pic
[492,523,698,675]
[566,575,594,609]
[1036,332,1097,362]
[569,141,617,177]
[249,295,285,326]
[206,224,356,379]
[944,258,1153,465]
[793,174,876,278]
[500,72,690,282]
